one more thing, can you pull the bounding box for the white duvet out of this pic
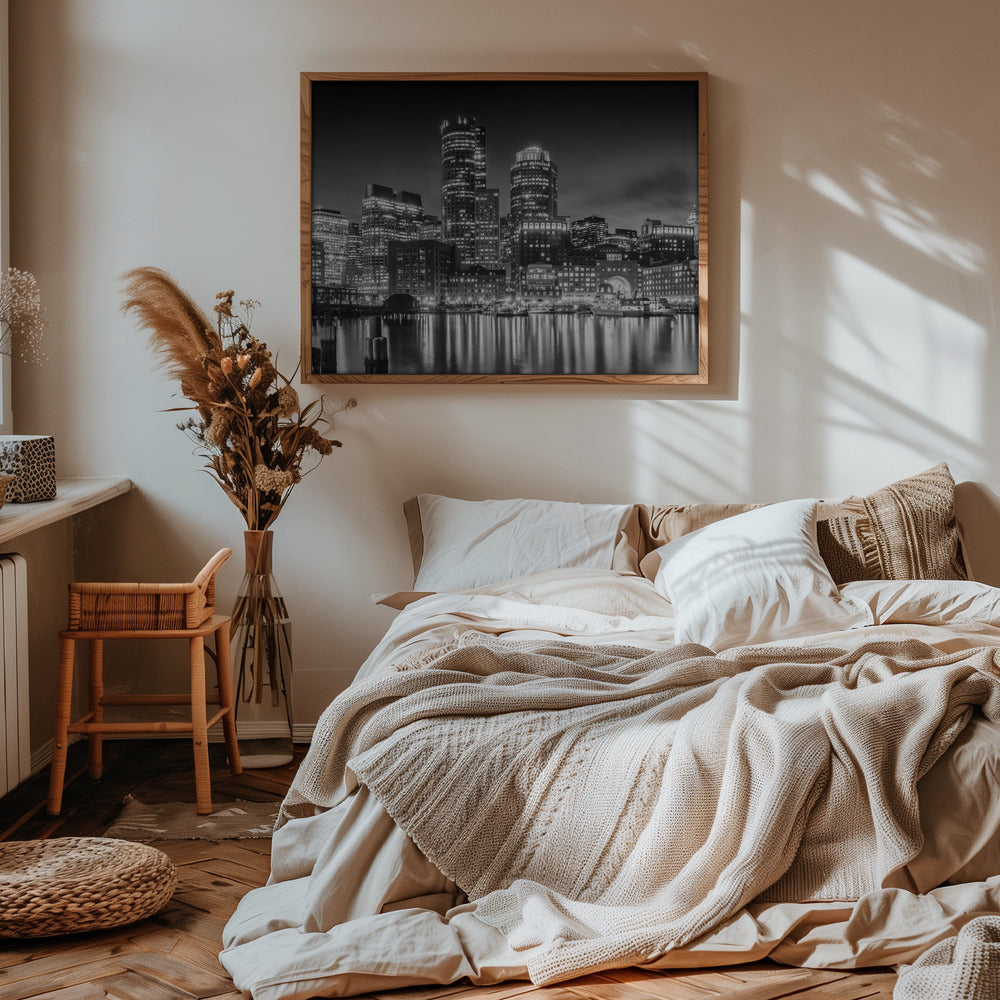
[221,569,1000,1000]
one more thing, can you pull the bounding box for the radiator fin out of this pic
[0,553,29,797]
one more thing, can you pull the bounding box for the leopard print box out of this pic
[0,435,56,502]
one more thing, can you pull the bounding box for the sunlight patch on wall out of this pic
[806,170,865,218]
[624,193,756,504]
[628,402,750,503]
[860,169,983,274]
[822,248,984,480]
[872,102,945,181]
[784,163,866,219]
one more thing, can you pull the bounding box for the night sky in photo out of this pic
[310,79,700,231]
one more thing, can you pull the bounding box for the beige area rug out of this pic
[104,795,279,840]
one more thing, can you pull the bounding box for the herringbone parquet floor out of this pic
[0,742,897,1000]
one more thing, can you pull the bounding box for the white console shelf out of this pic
[0,476,133,545]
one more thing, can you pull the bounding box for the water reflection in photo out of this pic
[314,312,699,377]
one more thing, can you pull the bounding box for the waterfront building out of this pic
[313,283,366,309]
[523,263,560,296]
[555,262,598,295]
[570,216,608,254]
[514,216,571,287]
[440,116,486,266]
[641,259,699,307]
[597,259,640,299]
[387,239,457,301]
[638,219,696,265]
[360,184,426,297]
[509,145,558,225]
[312,207,352,285]
[445,265,506,304]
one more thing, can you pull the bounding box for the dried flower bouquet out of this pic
[123,266,354,766]
[122,266,353,531]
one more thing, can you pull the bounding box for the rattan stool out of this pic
[47,549,243,816]
[0,837,177,938]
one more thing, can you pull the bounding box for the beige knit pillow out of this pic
[816,464,967,584]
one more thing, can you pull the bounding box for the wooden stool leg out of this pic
[214,621,242,776]
[87,638,104,780]
[47,638,77,815]
[189,635,212,815]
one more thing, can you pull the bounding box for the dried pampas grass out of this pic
[122,267,354,531]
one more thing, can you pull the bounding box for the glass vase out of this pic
[231,529,294,768]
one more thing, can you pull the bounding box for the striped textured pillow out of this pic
[817,464,967,584]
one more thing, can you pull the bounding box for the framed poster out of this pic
[301,72,707,384]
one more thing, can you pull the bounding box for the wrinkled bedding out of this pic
[221,569,1000,1000]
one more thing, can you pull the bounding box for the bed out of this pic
[220,464,1000,1000]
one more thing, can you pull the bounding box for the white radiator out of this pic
[0,553,29,797]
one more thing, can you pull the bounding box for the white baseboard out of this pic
[208,722,315,744]
[28,724,315,775]
[30,737,58,776]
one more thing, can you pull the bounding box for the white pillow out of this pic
[653,498,872,650]
[411,495,634,591]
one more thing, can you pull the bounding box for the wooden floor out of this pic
[0,741,897,999]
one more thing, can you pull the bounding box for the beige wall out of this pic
[0,0,10,431]
[8,0,1000,729]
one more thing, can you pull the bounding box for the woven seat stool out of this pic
[0,837,178,938]
[47,549,242,817]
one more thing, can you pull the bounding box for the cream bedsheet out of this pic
[221,570,1000,1000]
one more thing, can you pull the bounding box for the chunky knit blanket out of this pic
[895,916,1000,999]
[280,636,1000,985]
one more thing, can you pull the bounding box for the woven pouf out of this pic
[0,837,178,938]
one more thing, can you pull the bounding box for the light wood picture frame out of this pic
[301,72,708,384]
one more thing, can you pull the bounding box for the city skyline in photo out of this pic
[310,79,700,232]
[305,77,704,379]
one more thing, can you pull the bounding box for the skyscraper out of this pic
[312,207,351,284]
[509,146,558,224]
[570,215,608,254]
[440,116,486,266]
[345,221,362,286]
[474,188,501,267]
[509,146,560,285]
[360,185,426,297]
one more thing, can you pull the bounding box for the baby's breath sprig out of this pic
[0,267,48,365]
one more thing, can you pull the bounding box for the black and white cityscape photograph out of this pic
[302,74,706,381]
